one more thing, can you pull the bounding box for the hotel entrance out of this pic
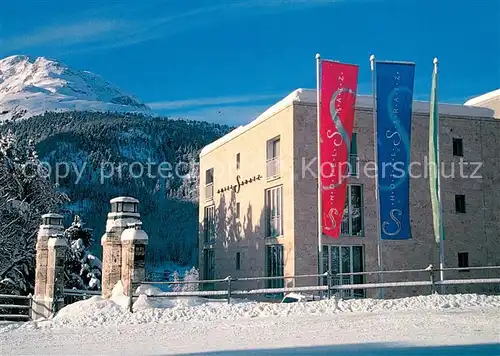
[323,245,365,298]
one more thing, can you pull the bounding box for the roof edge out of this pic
[200,89,307,157]
[200,88,496,158]
[464,88,500,106]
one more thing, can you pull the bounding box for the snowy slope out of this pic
[0,55,153,121]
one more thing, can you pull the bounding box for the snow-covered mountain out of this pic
[0,55,153,121]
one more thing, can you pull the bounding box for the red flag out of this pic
[320,60,358,238]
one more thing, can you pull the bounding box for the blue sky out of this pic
[0,0,498,125]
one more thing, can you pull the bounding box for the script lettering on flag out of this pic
[320,60,359,238]
[375,61,415,240]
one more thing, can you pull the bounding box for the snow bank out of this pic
[4,293,498,332]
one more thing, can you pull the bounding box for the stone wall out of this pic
[292,102,500,297]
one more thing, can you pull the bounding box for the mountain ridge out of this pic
[0,55,153,121]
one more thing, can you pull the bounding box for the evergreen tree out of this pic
[64,215,102,291]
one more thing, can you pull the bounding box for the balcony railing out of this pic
[266,157,280,180]
[205,183,214,201]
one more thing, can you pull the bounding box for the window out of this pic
[266,245,284,289]
[265,185,283,238]
[349,133,358,176]
[47,217,62,226]
[205,168,214,201]
[203,249,215,280]
[110,201,137,213]
[135,245,145,262]
[204,205,215,243]
[458,252,469,271]
[323,245,364,298]
[236,153,240,170]
[236,202,240,219]
[236,252,241,270]
[205,168,214,185]
[453,138,463,157]
[266,136,280,179]
[341,185,363,236]
[455,194,466,213]
[122,202,137,213]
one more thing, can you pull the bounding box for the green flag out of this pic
[429,60,445,243]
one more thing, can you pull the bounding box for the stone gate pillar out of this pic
[121,222,148,297]
[101,197,141,299]
[32,213,64,319]
[46,234,67,314]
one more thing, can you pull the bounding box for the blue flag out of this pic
[375,61,415,240]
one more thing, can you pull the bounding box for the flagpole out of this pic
[434,57,445,292]
[370,54,384,299]
[316,53,324,285]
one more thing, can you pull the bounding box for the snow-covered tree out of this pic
[64,215,102,291]
[0,130,67,295]
[171,268,199,292]
[171,270,182,292]
[167,146,200,202]
[182,267,199,292]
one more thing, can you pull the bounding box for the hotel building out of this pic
[198,88,500,298]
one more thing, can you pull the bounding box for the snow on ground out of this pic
[0,293,499,355]
[4,289,500,330]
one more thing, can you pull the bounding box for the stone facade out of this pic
[101,197,143,298]
[120,222,148,298]
[32,213,67,319]
[45,237,67,312]
[199,89,500,298]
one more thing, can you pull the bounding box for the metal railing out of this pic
[0,289,102,322]
[0,293,32,322]
[3,265,495,317]
[266,157,280,180]
[62,288,101,305]
[334,265,500,295]
[129,265,500,312]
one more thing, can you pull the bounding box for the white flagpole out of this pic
[434,57,445,292]
[316,53,323,284]
[370,54,384,299]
